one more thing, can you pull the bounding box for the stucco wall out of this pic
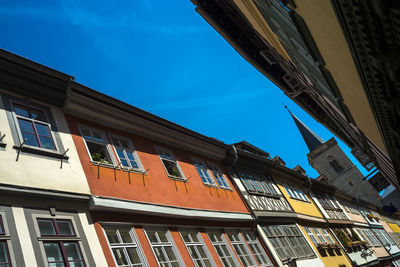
[66,115,249,214]
[0,90,90,194]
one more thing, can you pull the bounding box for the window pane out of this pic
[64,242,83,261]
[14,105,30,117]
[0,217,3,234]
[35,123,52,137]
[163,160,182,178]
[118,229,133,244]
[165,246,177,261]
[30,109,46,121]
[126,247,142,265]
[180,231,191,242]
[0,242,9,264]
[86,141,112,164]
[157,231,169,243]
[57,220,74,236]
[38,219,56,235]
[146,230,158,243]
[126,153,139,169]
[69,262,84,267]
[105,229,120,244]
[154,247,167,262]
[113,248,129,265]
[18,118,35,134]
[48,263,65,267]
[44,242,63,262]
[39,136,56,150]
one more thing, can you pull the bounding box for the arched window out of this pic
[328,156,343,173]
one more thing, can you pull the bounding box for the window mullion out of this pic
[59,241,70,267]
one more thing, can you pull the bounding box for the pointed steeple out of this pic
[285,106,324,152]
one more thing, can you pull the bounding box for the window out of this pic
[0,216,11,267]
[361,229,381,247]
[226,232,255,266]
[328,156,343,173]
[304,227,319,247]
[156,147,185,180]
[192,159,216,186]
[207,231,237,267]
[284,185,309,202]
[320,229,335,244]
[372,229,396,246]
[13,103,56,150]
[37,218,85,267]
[80,125,114,165]
[104,225,146,267]
[238,171,278,196]
[242,231,273,266]
[180,230,213,267]
[262,225,314,261]
[145,228,182,267]
[208,164,230,189]
[110,135,142,171]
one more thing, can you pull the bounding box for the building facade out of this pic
[192,0,399,191]
[0,49,107,266]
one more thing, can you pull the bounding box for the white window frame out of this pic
[303,227,319,247]
[178,229,215,267]
[263,224,314,261]
[109,133,144,172]
[284,185,309,202]
[361,229,381,247]
[241,231,273,267]
[225,231,256,267]
[11,101,59,152]
[78,124,116,166]
[207,163,231,190]
[191,157,217,187]
[155,146,186,181]
[207,231,238,267]
[144,227,183,267]
[320,228,335,244]
[102,225,148,267]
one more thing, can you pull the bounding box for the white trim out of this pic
[154,145,186,180]
[207,162,231,190]
[108,133,144,171]
[78,124,116,166]
[143,227,184,267]
[178,228,217,267]
[89,196,253,222]
[191,156,217,187]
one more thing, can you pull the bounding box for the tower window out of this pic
[328,156,343,173]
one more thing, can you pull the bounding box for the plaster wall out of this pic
[0,91,90,194]
[66,115,249,214]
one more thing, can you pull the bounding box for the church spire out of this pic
[285,106,324,152]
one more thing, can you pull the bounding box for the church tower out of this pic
[289,111,383,206]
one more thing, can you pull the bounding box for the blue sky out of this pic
[0,0,371,178]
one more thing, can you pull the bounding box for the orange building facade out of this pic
[65,86,276,267]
